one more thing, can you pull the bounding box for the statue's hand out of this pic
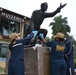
[57,3,67,12]
[60,3,67,9]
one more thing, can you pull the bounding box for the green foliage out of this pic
[74,58,76,68]
[0,67,5,73]
[45,37,51,42]
[49,15,70,36]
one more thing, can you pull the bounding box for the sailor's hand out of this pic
[39,33,44,39]
[32,30,38,38]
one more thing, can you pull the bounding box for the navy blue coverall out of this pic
[64,39,74,75]
[8,34,34,75]
[46,40,67,75]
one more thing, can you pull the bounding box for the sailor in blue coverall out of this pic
[39,32,67,75]
[64,38,74,75]
[8,31,37,75]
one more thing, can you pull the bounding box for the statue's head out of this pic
[41,2,48,12]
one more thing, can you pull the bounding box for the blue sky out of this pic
[0,0,76,39]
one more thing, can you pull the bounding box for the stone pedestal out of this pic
[6,50,10,75]
[6,47,51,75]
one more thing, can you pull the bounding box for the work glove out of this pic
[32,30,38,38]
[26,30,38,38]
[26,30,38,43]
[39,33,44,39]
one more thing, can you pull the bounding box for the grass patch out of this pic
[74,58,76,68]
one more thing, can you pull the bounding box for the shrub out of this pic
[74,58,76,68]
